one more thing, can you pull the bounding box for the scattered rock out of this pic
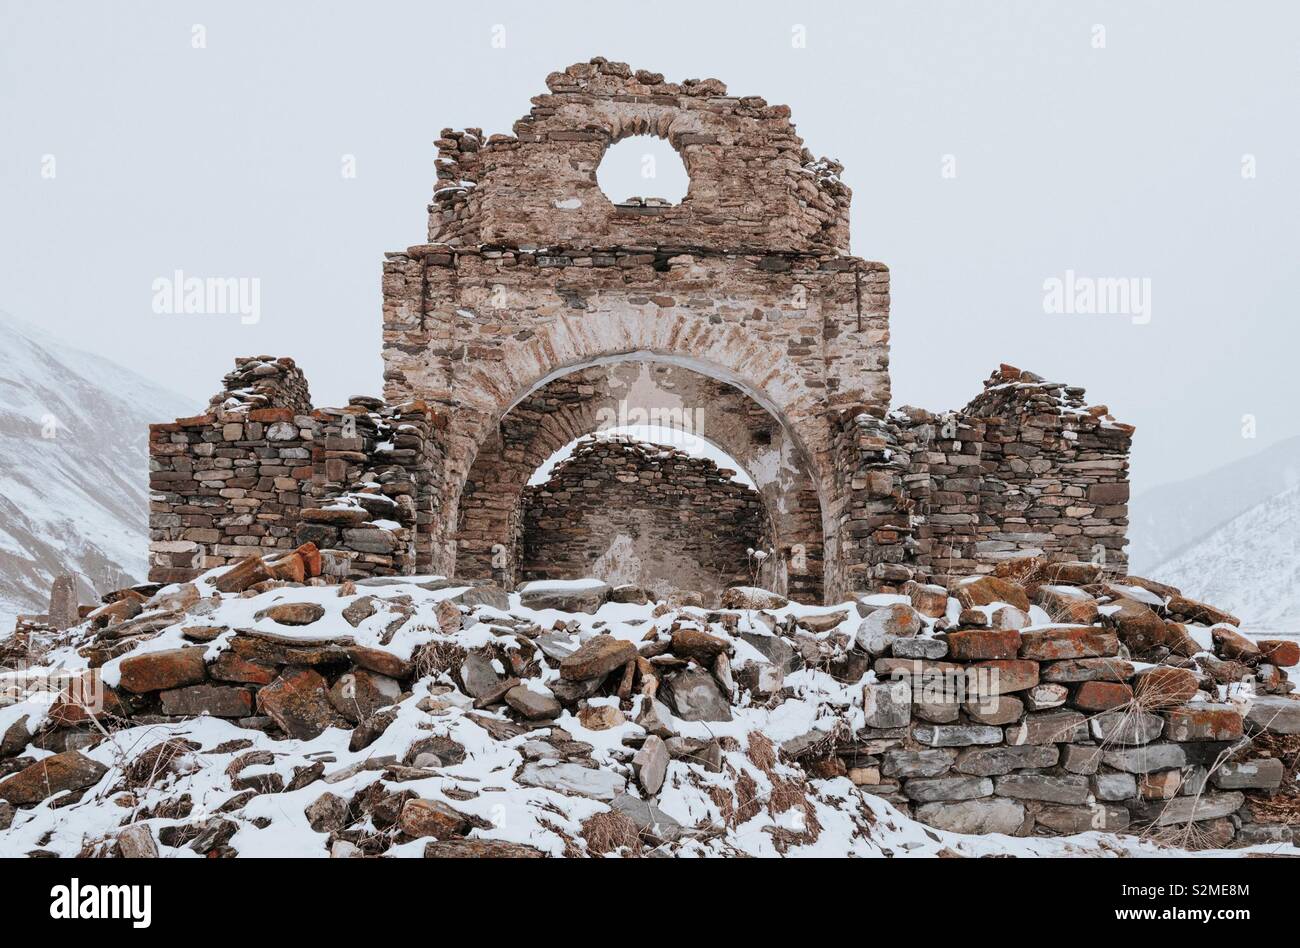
[560,636,637,681]
[504,685,562,720]
[517,761,626,801]
[721,587,788,610]
[633,735,669,794]
[116,823,159,858]
[305,792,350,833]
[0,751,108,805]
[327,670,402,724]
[519,581,610,614]
[257,667,343,739]
[661,668,732,722]
[117,647,208,694]
[577,704,625,730]
[261,602,326,626]
[398,798,475,839]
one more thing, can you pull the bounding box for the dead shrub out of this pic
[581,810,644,856]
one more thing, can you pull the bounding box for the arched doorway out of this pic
[450,357,827,601]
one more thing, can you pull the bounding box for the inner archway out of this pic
[451,358,826,602]
[519,431,772,603]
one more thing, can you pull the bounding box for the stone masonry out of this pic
[148,357,444,584]
[148,60,1133,603]
[518,436,771,602]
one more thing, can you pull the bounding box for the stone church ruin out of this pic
[10,60,1297,858]
[148,58,1134,605]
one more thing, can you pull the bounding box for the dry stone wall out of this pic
[840,563,1294,844]
[150,62,1135,610]
[519,437,771,603]
[149,358,444,584]
[831,365,1133,594]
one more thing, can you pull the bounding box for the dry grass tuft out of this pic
[580,810,643,857]
[735,771,762,825]
[746,730,776,775]
[706,783,737,829]
[1240,732,1300,825]
[412,640,468,680]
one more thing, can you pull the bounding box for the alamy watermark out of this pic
[593,400,706,448]
[0,663,103,712]
[1043,269,1151,325]
[152,270,261,325]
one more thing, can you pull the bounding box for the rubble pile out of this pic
[0,551,1295,858]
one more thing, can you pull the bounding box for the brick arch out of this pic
[453,360,826,601]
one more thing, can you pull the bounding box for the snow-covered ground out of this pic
[1155,485,1300,637]
[1,570,1295,859]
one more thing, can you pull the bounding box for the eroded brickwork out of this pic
[148,358,444,583]
[519,437,771,603]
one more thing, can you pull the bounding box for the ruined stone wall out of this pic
[297,399,445,579]
[519,437,771,603]
[844,567,1289,841]
[147,66,1133,606]
[149,358,444,584]
[382,60,893,595]
[963,366,1132,574]
[382,246,889,582]
[429,58,852,255]
[148,358,315,585]
[828,366,1133,595]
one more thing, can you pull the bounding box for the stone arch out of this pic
[383,62,895,602]
[518,435,774,604]
[452,359,826,601]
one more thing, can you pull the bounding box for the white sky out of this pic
[2,1,1297,494]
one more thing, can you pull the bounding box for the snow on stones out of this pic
[1,554,1299,858]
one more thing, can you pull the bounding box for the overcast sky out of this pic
[2,0,1296,495]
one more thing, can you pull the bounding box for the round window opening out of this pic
[596,135,690,207]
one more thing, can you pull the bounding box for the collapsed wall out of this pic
[831,365,1133,595]
[518,436,771,602]
[148,357,444,584]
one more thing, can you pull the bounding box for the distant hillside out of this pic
[0,312,195,628]
[1128,435,1300,572]
[1154,484,1300,636]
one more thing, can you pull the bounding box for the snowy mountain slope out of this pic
[1128,435,1300,572]
[0,311,195,628]
[1154,483,1300,636]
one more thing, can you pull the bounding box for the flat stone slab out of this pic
[517,761,627,801]
[914,797,1026,835]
